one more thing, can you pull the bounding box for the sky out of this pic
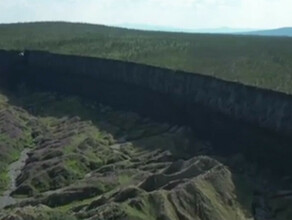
[0,0,291,29]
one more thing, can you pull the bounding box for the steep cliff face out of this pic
[1,50,292,174]
[0,50,23,88]
[24,51,292,135]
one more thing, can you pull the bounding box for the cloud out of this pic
[0,0,291,28]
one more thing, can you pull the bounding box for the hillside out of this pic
[245,27,292,37]
[0,22,292,93]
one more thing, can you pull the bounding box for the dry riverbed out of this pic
[0,148,30,209]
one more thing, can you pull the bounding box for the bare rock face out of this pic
[0,91,291,220]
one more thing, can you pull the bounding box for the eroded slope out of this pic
[0,90,291,220]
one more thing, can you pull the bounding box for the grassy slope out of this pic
[0,22,292,93]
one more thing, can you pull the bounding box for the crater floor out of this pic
[0,90,291,220]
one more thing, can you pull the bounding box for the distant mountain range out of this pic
[244,27,292,37]
[117,23,257,34]
[117,23,292,37]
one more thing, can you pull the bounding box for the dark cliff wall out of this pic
[0,50,25,88]
[26,51,292,135]
[1,50,292,174]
